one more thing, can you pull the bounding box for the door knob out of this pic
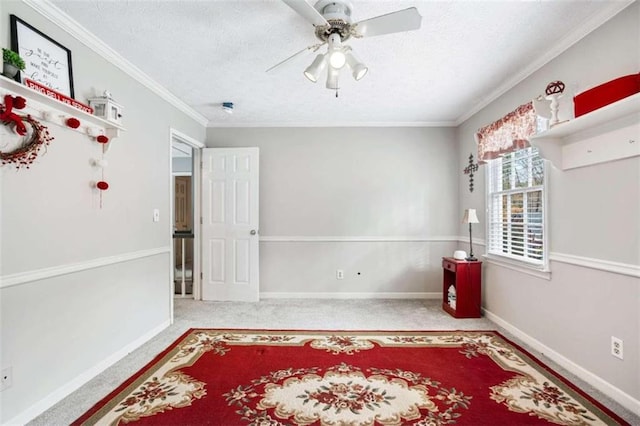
[250,229,258,235]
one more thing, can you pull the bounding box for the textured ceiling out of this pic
[50,0,628,127]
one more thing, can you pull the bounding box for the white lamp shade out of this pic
[326,66,340,90]
[304,54,327,83]
[345,51,368,80]
[462,208,479,224]
[327,33,346,69]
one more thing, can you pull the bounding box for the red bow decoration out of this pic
[0,95,27,135]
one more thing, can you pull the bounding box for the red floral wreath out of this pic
[1,95,54,169]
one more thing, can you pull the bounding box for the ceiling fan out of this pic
[268,0,422,95]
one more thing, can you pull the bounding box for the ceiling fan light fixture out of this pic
[352,64,368,80]
[303,53,327,82]
[345,51,368,80]
[326,66,340,90]
[327,33,346,69]
[329,50,346,69]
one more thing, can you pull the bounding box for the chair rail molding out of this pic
[0,246,171,289]
[260,235,460,243]
[456,237,638,278]
[550,252,640,278]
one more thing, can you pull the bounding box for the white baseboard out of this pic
[4,320,171,426]
[260,292,440,299]
[484,309,640,416]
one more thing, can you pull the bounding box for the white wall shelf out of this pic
[530,93,640,170]
[0,75,125,143]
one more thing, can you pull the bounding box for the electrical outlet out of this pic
[611,336,623,360]
[336,269,344,280]
[153,209,160,222]
[0,367,12,391]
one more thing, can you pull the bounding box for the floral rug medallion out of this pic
[73,330,628,425]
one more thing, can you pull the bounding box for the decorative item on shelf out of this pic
[88,90,123,125]
[463,153,479,192]
[23,79,93,114]
[65,117,80,129]
[11,14,75,98]
[2,48,25,79]
[545,80,565,127]
[0,95,54,169]
[532,95,551,133]
[462,208,479,261]
[574,73,640,118]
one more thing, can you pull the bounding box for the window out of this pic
[486,147,548,269]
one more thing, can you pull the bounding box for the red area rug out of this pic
[73,329,627,425]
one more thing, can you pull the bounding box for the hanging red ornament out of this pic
[13,96,26,109]
[66,117,81,128]
[96,181,109,190]
[96,135,109,144]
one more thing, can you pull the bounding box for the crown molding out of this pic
[207,120,456,128]
[21,0,209,127]
[454,1,635,126]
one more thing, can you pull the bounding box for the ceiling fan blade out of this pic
[281,0,329,26]
[354,7,422,38]
[266,43,326,73]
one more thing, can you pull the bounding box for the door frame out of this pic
[169,129,205,321]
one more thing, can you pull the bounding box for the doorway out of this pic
[170,130,204,303]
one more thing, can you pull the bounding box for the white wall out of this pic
[457,2,639,410]
[172,157,192,174]
[207,127,459,297]
[0,1,205,423]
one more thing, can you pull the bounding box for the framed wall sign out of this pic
[10,14,75,98]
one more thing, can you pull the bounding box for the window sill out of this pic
[482,254,551,280]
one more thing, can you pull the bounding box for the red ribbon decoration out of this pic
[0,95,27,136]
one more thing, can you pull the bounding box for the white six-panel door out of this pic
[201,148,259,301]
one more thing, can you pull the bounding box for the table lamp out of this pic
[462,208,479,261]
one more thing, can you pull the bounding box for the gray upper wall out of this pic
[207,127,459,238]
[1,0,206,273]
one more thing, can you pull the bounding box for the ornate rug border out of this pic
[72,328,628,425]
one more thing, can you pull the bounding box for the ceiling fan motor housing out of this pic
[314,0,354,42]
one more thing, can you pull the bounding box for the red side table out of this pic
[442,257,482,318]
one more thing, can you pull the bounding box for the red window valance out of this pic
[475,101,537,163]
